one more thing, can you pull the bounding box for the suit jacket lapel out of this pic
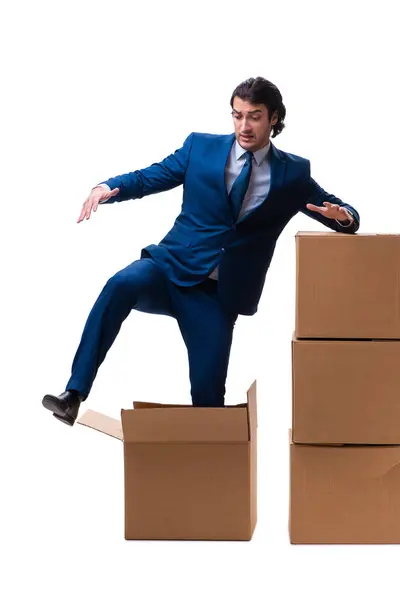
[217,133,236,220]
[269,142,286,195]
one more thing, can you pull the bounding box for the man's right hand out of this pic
[77,185,120,223]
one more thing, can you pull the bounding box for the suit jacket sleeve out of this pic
[99,132,195,203]
[299,172,360,234]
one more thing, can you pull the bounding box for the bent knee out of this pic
[106,261,156,294]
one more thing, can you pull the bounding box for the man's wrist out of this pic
[92,183,110,203]
[336,208,354,226]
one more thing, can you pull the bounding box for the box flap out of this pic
[133,401,190,409]
[246,380,257,439]
[77,381,257,443]
[121,406,249,443]
[77,409,123,441]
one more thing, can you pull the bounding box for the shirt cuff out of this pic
[335,209,354,227]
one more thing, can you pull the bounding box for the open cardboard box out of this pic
[78,381,258,541]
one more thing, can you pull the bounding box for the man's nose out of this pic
[240,120,252,132]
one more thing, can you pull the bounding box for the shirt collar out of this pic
[235,139,271,166]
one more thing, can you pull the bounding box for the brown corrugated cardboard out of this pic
[78,409,123,440]
[78,381,257,541]
[289,429,400,544]
[295,232,400,339]
[292,334,400,444]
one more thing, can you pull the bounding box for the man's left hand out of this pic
[306,201,354,223]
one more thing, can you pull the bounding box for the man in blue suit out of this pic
[42,76,360,425]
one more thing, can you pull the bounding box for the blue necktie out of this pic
[229,151,253,221]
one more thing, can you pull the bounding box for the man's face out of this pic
[232,96,278,152]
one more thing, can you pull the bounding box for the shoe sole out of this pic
[53,413,75,426]
[42,394,76,426]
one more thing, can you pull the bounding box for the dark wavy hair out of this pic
[230,77,286,138]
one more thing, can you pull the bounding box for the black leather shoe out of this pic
[42,390,85,426]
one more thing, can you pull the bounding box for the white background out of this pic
[1,0,399,598]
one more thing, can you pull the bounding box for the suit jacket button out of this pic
[221,247,225,253]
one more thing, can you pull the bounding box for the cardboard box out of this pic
[292,334,400,444]
[295,232,400,339]
[78,381,257,541]
[289,430,400,544]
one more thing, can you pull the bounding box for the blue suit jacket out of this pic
[102,132,360,315]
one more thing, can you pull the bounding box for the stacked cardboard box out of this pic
[289,231,400,544]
